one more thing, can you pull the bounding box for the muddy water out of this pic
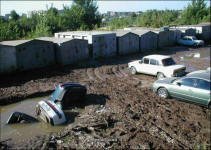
[177,48,210,72]
[0,96,66,143]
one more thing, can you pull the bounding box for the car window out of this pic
[192,37,197,40]
[143,58,149,64]
[195,79,210,90]
[150,59,158,65]
[180,78,195,87]
[162,58,176,66]
[182,37,187,40]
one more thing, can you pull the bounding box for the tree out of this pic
[72,0,102,30]
[10,10,20,20]
[29,13,51,38]
[180,0,207,24]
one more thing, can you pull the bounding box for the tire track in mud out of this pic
[118,65,129,77]
[86,68,97,81]
[111,65,126,78]
[94,68,107,81]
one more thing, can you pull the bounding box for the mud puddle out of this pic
[0,96,66,144]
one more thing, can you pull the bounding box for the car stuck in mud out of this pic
[35,82,87,125]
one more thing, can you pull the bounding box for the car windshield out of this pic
[162,58,176,66]
[50,85,64,101]
[192,36,197,40]
[171,78,179,83]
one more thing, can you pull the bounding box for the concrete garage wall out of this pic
[201,25,211,42]
[92,34,116,58]
[57,39,89,65]
[140,31,158,52]
[0,45,17,73]
[185,28,196,36]
[117,32,139,55]
[16,40,55,70]
[173,30,182,42]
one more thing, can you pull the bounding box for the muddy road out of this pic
[0,46,210,149]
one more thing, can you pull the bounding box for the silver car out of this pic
[152,69,211,108]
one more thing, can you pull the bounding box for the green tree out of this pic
[180,0,208,24]
[10,10,20,20]
[72,0,102,30]
[29,13,51,38]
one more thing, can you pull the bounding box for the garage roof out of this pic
[0,40,31,46]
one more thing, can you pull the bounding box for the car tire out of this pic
[193,43,198,47]
[157,72,165,79]
[130,67,137,75]
[208,103,211,109]
[157,87,169,99]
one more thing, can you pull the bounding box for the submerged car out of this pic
[177,36,204,47]
[152,69,211,108]
[36,100,66,125]
[50,82,87,109]
[36,82,87,125]
[128,55,186,79]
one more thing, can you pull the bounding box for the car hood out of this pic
[155,77,178,84]
[165,64,186,70]
[194,40,204,43]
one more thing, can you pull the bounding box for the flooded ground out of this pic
[0,96,66,144]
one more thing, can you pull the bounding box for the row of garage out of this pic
[0,23,210,74]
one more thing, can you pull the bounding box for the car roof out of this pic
[144,55,171,60]
[60,82,85,89]
[186,70,210,81]
[183,36,196,38]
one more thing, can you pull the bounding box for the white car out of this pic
[128,55,186,79]
[177,36,204,46]
[36,100,66,125]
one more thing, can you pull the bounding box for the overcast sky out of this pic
[1,1,210,16]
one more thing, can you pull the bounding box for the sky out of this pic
[0,1,210,16]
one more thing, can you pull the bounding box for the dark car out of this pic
[49,82,87,109]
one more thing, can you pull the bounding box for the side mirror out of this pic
[139,60,142,64]
[54,99,59,103]
[176,82,181,86]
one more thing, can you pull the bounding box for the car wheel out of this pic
[130,67,137,75]
[208,103,211,109]
[157,87,169,99]
[157,72,165,79]
[193,43,198,47]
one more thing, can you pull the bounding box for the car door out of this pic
[190,79,211,105]
[148,59,159,75]
[169,77,195,101]
[137,58,150,74]
[186,37,194,46]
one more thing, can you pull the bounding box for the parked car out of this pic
[152,69,211,108]
[128,55,186,79]
[160,26,169,31]
[177,36,204,47]
[49,82,87,109]
[36,100,66,125]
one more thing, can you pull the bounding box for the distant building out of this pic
[3,14,11,20]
